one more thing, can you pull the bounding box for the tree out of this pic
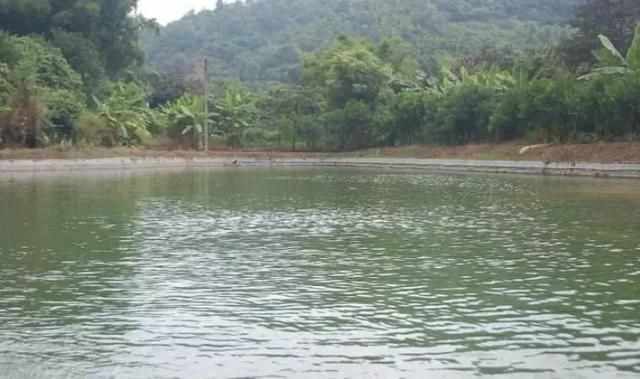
[560,0,640,70]
[580,23,640,78]
[51,30,106,95]
[262,85,320,151]
[0,33,85,146]
[377,37,421,78]
[300,37,395,150]
[145,71,202,108]
[303,37,392,108]
[573,0,640,50]
[392,90,428,145]
[0,0,156,77]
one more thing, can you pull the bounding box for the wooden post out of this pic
[203,59,209,152]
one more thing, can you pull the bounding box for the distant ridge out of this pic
[141,0,580,85]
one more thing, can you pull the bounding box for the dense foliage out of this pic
[256,31,640,151]
[559,0,640,71]
[142,0,580,85]
[0,32,84,146]
[1,0,640,151]
[0,0,152,146]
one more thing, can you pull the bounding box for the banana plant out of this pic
[95,82,154,146]
[160,94,212,148]
[162,87,255,149]
[580,23,640,79]
[161,94,205,134]
[211,87,256,148]
[420,65,516,95]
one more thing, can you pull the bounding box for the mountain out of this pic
[141,0,582,85]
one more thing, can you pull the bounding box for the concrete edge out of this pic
[0,157,639,179]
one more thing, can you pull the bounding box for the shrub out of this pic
[95,82,155,146]
[73,112,114,147]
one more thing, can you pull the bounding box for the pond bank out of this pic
[1,157,640,179]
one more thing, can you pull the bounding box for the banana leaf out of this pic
[597,34,627,66]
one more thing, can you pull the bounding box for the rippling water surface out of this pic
[1,168,639,378]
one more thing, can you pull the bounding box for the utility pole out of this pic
[203,59,209,152]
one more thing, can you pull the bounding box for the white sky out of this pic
[137,0,216,25]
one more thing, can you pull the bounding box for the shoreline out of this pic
[1,156,640,179]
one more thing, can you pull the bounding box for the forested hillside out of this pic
[142,0,581,84]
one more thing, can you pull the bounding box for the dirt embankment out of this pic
[1,142,640,163]
[346,142,640,163]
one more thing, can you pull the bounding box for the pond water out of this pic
[0,168,639,378]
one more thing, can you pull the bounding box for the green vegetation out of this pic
[142,0,580,83]
[1,0,640,151]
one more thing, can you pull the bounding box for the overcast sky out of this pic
[137,0,216,25]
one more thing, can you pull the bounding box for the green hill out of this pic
[142,0,581,85]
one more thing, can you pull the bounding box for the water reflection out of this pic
[0,168,639,378]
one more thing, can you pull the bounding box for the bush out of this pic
[10,35,83,93]
[0,33,85,147]
[490,72,640,143]
[73,112,114,147]
[392,90,428,145]
[489,85,529,142]
[424,83,498,145]
[243,127,268,145]
[41,88,86,144]
[0,63,10,105]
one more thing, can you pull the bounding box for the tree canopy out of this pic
[0,0,153,81]
[560,0,640,70]
[142,0,581,85]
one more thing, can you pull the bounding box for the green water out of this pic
[0,168,639,378]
